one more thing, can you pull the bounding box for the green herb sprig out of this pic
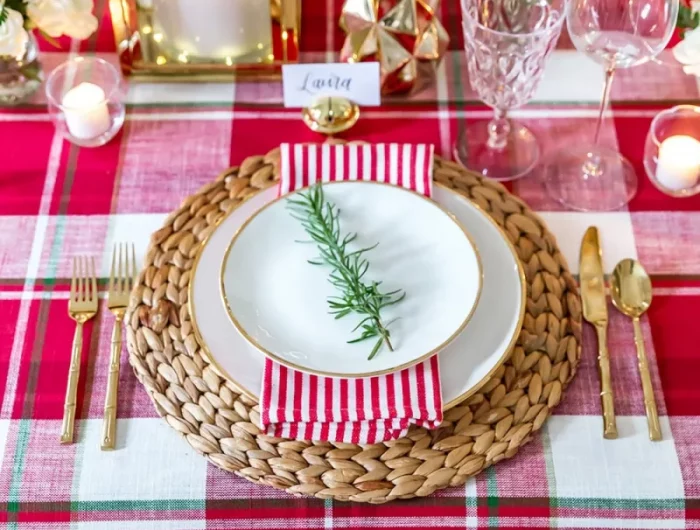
[287,184,405,360]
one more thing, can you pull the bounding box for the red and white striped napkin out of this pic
[260,143,443,444]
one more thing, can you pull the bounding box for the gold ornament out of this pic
[340,0,449,94]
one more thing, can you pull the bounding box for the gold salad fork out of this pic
[61,257,98,444]
[101,243,136,450]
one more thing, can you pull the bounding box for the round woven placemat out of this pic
[126,144,582,503]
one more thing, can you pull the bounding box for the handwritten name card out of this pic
[282,62,381,108]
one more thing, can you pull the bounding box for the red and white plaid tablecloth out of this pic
[0,2,699,529]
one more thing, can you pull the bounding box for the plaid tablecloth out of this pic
[1,2,699,529]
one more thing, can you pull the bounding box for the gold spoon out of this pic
[611,259,662,441]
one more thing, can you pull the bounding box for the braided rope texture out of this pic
[126,145,582,503]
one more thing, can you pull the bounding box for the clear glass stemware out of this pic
[454,0,566,182]
[543,0,679,211]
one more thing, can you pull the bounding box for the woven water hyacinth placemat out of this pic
[126,144,582,503]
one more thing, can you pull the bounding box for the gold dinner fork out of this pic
[101,243,136,451]
[61,256,98,444]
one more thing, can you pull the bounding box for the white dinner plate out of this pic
[190,184,526,409]
[220,181,482,378]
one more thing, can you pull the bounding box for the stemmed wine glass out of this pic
[544,0,679,211]
[454,0,566,182]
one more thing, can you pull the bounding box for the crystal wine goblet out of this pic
[454,0,566,181]
[543,0,679,211]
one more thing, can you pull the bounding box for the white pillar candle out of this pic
[655,135,700,191]
[62,82,111,140]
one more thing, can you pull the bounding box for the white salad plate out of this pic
[220,181,482,378]
[190,184,526,409]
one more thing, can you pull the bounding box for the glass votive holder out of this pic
[644,105,700,198]
[45,57,125,148]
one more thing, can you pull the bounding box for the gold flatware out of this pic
[101,243,136,451]
[61,256,98,444]
[611,259,662,441]
[580,226,618,439]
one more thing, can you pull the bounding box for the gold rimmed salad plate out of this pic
[189,183,526,409]
[219,181,483,378]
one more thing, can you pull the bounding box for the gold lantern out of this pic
[109,0,300,79]
[340,0,449,94]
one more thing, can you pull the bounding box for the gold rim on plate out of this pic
[435,183,526,409]
[188,182,526,411]
[218,180,484,379]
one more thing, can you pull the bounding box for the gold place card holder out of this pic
[109,0,300,79]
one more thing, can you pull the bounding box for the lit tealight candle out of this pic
[62,82,111,140]
[655,135,700,191]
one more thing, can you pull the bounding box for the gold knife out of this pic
[580,226,618,439]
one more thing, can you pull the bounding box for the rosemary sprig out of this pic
[287,184,405,360]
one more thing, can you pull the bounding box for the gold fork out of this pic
[61,256,98,444]
[101,243,136,450]
[101,243,136,451]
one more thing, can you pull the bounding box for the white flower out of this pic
[26,0,98,40]
[675,27,700,63]
[674,26,700,76]
[0,8,29,59]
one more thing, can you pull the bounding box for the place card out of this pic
[282,62,381,108]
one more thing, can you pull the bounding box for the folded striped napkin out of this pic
[259,143,443,444]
